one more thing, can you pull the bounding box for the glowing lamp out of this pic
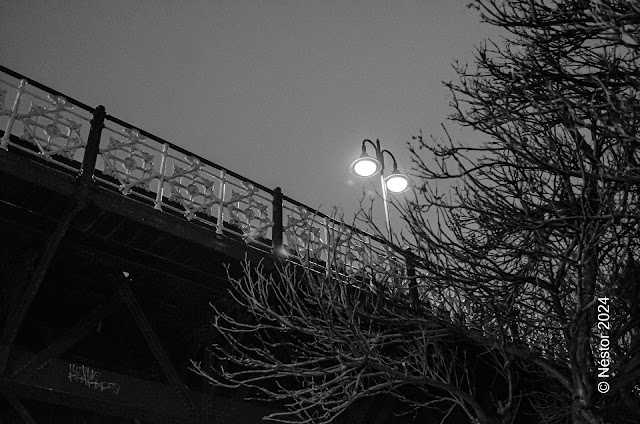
[385,172,410,193]
[350,154,382,177]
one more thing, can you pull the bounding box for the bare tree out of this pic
[193,1,640,423]
[191,253,522,424]
[396,0,640,423]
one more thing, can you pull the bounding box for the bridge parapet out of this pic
[0,64,412,294]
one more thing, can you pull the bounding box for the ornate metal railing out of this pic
[0,64,416,294]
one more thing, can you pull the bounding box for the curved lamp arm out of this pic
[379,149,399,174]
[360,139,400,174]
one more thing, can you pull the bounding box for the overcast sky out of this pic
[0,0,496,233]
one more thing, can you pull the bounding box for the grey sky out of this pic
[0,0,494,231]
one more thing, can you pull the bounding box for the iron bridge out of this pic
[0,64,418,424]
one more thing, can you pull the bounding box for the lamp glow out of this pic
[385,173,410,193]
[350,156,382,177]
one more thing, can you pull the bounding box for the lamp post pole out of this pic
[379,162,392,241]
[367,138,392,239]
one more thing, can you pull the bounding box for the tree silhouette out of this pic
[193,1,640,423]
[397,0,640,422]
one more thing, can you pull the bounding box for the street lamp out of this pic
[349,139,410,239]
[385,171,410,193]
[349,153,381,177]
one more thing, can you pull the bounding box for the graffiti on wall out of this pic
[68,363,121,394]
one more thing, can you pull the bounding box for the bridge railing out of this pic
[97,113,277,252]
[0,65,416,296]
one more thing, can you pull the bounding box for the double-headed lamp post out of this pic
[349,139,410,239]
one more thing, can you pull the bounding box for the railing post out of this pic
[78,105,106,184]
[323,217,330,273]
[404,248,419,309]
[216,170,226,234]
[154,143,169,210]
[272,187,283,253]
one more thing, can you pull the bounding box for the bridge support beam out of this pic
[0,201,80,376]
[0,105,106,377]
[11,283,124,380]
[118,275,197,415]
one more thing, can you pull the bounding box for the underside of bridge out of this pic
[0,133,270,423]
[0,133,458,423]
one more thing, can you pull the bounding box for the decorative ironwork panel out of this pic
[0,77,91,164]
[161,156,220,220]
[226,182,273,242]
[281,203,408,295]
[99,127,157,194]
[95,119,273,242]
[283,206,327,260]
